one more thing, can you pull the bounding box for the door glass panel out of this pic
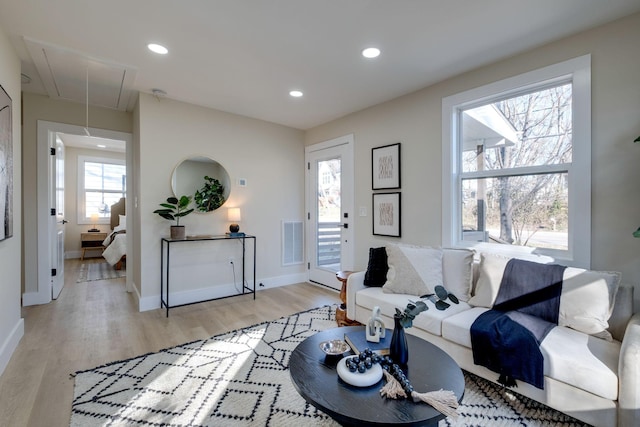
[316,157,341,272]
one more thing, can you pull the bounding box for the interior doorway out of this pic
[29,121,133,306]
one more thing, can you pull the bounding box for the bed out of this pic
[102,197,126,270]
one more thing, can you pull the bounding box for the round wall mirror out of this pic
[171,156,231,212]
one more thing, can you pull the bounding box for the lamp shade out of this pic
[90,213,99,223]
[228,208,241,222]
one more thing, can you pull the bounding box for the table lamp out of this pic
[89,213,100,232]
[228,207,241,234]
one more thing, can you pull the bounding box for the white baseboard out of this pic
[0,318,25,376]
[138,273,308,312]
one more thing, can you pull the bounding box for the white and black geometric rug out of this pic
[70,306,590,427]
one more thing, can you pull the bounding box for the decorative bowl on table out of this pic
[319,339,350,356]
[336,355,383,387]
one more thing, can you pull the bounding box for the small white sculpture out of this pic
[366,306,386,343]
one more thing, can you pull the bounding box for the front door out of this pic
[305,135,354,290]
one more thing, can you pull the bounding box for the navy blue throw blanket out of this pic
[470,259,566,389]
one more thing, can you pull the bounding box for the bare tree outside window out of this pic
[461,83,572,250]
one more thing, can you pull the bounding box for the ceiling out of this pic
[1,1,639,130]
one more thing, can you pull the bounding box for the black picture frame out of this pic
[0,84,12,241]
[372,142,401,190]
[372,192,401,237]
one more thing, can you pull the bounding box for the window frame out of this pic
[77,155,126,225]
[442,55,591,268]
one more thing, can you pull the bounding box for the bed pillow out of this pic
[382,244,443,296]
[114,215,126,232]
[363,247,388,287]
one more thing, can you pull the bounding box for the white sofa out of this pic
[346,246,640,427]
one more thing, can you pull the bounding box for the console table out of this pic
[160,234,256,317]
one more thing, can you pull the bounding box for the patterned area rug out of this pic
[70,306,590,427]
[76,262,126,283]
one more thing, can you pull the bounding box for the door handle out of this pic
[60,219,68,224]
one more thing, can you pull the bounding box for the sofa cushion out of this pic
[468,252,621,337]
[442,248,474,302]
[541,326,620,400]
[383,244,443,296]
[441,307,620,400]
[356,287,471,336]
[442,307,488,348]
[363,247,388,287]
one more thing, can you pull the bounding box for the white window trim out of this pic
[77,155,126,224]
[442,55,591,268]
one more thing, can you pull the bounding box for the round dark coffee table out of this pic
[289,326,465,426]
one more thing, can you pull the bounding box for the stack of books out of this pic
[343,330,390,356]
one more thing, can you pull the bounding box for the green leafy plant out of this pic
[153,196,194,226]
[194,176,226,212]
[395,285,459,328]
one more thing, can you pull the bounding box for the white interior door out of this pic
[305,135,354,290]
[51,135,65,299]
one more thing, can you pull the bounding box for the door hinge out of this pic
[307,262,310,270]
[307,162,310,170]
[307,212,310,220]
[51,268,57,276]
[50,147,56,155]
[50,208,56,216]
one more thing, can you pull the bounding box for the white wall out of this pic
[306,13,640,307]
[0,25,23,376]
[136,94,306,310]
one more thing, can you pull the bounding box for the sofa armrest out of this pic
[619,312,640,426]
[346,271,366,320]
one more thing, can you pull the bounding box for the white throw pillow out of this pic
[383,244,443,296]
[559,267,621,337]
[468,252,509,308]
[442,248,475,302]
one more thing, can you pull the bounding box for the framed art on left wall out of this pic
[0,84,12,241]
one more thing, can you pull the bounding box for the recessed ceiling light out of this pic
[97,144,106,148]
[289,90,303,98]
[362,47,381,59]
[148,43,168,55]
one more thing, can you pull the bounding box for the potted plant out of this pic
[153,195,194,239]
[194,175,226,212]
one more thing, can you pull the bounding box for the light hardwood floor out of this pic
[0,258,340,427]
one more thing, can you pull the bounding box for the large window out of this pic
[78,156,126,223]
[442,56,591,267]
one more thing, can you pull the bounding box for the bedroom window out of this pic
[78,156,126,223]
[442,55,591,267]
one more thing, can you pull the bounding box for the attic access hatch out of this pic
[24,38,137,111]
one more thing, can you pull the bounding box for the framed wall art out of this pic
[0,84,12,241]
[373,192,401,237]
[372,142,401,190]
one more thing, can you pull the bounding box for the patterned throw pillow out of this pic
[382,244,443,296]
